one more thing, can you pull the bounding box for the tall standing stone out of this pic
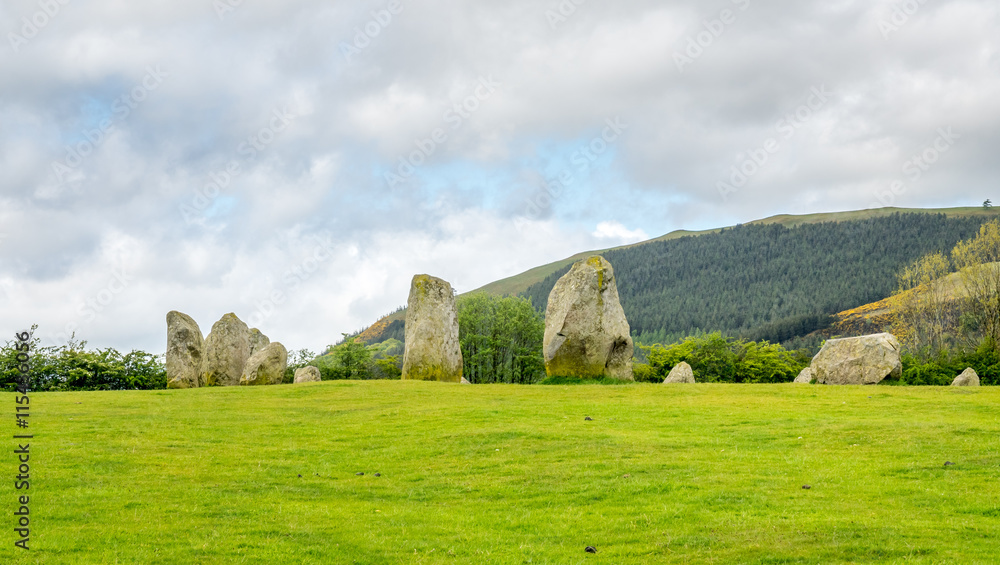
[166,311,205,389]
[240,342,288,386]
[402,275,463,382]
[543,256,634,380]
[202,313,252,386]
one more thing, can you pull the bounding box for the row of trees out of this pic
[523,213,990,345]
[1,327,167,392]
[457,293,545,384]
[635,333,808,384]
[893,219,1000,358]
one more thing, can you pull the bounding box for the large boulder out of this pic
[202,313,252,386]
[402,275,463,382]
[663,361,695,384]
[794,367,815,384]
[240,342,288,386]
[543,256,633,381]
[952,367,980,387]
[811,333,902,385]
[294,366,322,383]
[165,311,205,389]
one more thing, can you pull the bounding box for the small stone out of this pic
[622,474,631,478]
[664,361,696,384]
[297,474,302,477]
[375,473,381,477]
[944,461,954,466]
[585,416,594,421]
[585,546,597,554]
[802,485,811,489]
[356,472,365,476]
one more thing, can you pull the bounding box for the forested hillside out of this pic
[522,213,994,344]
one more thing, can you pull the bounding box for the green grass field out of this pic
[4,382,999,564]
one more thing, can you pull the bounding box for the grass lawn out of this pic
[3,381,999,564]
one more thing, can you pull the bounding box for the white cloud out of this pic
[1,0,998,353]
[591,221,649,244]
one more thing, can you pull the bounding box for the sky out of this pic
[1,0,998,355]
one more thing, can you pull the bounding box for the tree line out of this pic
[522,213,991,345]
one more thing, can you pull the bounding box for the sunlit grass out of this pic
[3,381,999,564]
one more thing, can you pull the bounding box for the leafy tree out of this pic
[457,293,545,384]
[952,219,1000,351]
[646,333,805,383]
[892,251,953,356]
[1,327,166,391]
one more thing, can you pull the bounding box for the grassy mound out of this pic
[4,382,999,563]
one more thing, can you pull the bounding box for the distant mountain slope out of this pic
[521,210,995,344]
[355,207,997,345]
[472,207,998,298]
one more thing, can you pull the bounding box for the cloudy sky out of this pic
[2,0,998,354]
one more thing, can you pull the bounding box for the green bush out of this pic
[1,328,166,391]
[631,362,659,383]
[645,332,805,383]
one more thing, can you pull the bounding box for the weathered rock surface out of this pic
[249,328,270,356]
[543,256,633,380]
[794,367,815,384]
[402,275,463,382]
[203,313,252,386]
[240,342,288,386]
[663,361,695,384]
[294,366,322,383]
[166,311,205,389]
[811,333,902,385]
[952,367,980,387]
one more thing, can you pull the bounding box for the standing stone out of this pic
[794,367,815,384]
[166,311,205,389]
[202,313,252,386]
[294,366,322,383]
[543,256,633,380]
[952,367,980,387]
[663,361,695,384]
[811,333,902,385]
[249,328,270,356]
[402,275,463,382]
[240,342,288,386]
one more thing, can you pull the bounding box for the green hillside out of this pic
[473,206,998,298]
[356,207,998,345]
[524,211,994,344]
